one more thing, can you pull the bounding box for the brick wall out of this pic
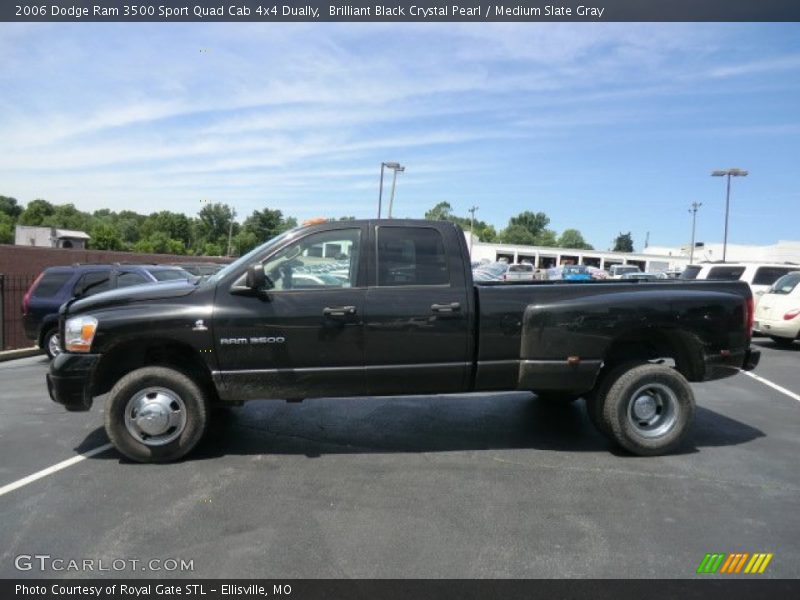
[0,245,230,350]
[0,244,229,277]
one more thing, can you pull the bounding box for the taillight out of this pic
[22,272,44,315]
[745,297,754,333]
[784,308,800,321]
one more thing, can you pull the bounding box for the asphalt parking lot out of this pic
[0,339,798,579]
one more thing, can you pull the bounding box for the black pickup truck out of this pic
[47,219,760,462]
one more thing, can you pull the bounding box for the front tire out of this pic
[43,328,61,359]
[601,364,695,456]
[105,367,209,463]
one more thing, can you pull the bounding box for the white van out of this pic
[680,263,800,303]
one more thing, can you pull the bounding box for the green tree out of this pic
[42,203,92,231]
[0,195,22,220]
[424,201,453,221]
[557,228,594,250]
[508,211,550,237]
[195,202,236,253]
[499,224,537,245]
[141,211,191,247]
[613,232,634,252]
[89,222,124,250]
[134,231,186,255]
[18,199,55,225]
[234,208,296,255]
[0,212,14,244]
[423,202,497,242]
[534,229,558,247]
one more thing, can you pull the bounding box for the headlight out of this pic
[64,316,98,353]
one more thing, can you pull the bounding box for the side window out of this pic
[261,229,361,291]
[377,227,449,287]
[73,271,112,296]
[707,266,746,281]
[33,271,72,297]
[117,271,149,288]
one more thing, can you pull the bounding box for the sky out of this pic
[1,22,799,250]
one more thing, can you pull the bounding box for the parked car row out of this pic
[753,271,800,347]
[22,262,222,358]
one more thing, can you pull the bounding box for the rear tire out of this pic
[585,362,644,439]
[43,328,61,360]
[602,364,695,456]
[105,366,209,463]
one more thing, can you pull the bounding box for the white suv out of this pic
[680,263,799,304]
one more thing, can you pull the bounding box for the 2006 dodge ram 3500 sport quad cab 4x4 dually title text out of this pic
[47,219,760,462]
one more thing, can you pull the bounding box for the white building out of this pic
[645,240,800,265]
[15,225,91,249]
[467,234,688,272]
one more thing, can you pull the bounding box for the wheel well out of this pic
[38,322,58,347]
[91,340,219,403]
[602,328,704,382]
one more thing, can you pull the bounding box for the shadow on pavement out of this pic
[77,392,765,462]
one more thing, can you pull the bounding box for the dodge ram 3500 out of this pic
[47,219,760,462]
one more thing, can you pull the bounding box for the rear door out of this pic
[364,224,471,395]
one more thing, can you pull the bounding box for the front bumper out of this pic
[46,352,101,412]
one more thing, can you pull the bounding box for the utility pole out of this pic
[688,201,702,265]
[468,205,479,257]
[387,165,405,218]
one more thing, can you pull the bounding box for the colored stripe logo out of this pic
[697,553,773,574]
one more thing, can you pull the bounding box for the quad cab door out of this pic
[213,225,367,400]
[364,224,472,395]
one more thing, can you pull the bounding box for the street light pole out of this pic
[377,162,402,218]
[688,201,702,265]
[227,208,237,257]
[387,165,405,218]
[468,205,479,257]
[711,168,748,262]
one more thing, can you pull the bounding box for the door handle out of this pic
[431,302,461,314]
[323,305,357,317]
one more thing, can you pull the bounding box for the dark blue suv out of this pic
[23,264,192,358]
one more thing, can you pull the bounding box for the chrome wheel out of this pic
[626,383,678,438]
[47,332,61,358]
[124,387,187,446]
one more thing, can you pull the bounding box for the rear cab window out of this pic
[376,227,450,286]
[32,271,72,297]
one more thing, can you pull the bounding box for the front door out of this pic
[214,226,367,400]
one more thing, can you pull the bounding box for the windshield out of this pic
[202,227,301,286]
[769,272,800,295]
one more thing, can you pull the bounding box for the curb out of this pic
[0,347,43,362]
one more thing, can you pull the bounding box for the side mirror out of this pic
[246,265,265,289]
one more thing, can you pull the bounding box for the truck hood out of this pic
[67,280,198,314]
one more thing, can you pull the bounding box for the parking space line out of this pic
[0,443,113,498]
[741,370,800,403]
